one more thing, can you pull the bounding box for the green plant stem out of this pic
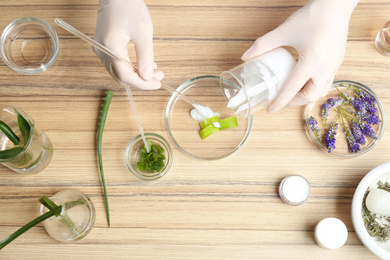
[0,109,32,161]
[40,196,83,237]
[0,206,60,250]
[0,120,20,145]
[0,147,24,160]
[98,90,113,227]
[14,109,30,145]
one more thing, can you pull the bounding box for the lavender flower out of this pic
[325,122,338,153]
[355,89,376,105]
[309,116,320,143]
[351,98,366,112]
[359,122,377,139]
[354,111,380,125]
[344,126,361,153]
[350,122,366,145]
[321,98,342,123]
[321,103,331,121]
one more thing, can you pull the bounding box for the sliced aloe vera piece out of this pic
[200,116,220,129]
[219,117,238,130]
[200,125,220,139]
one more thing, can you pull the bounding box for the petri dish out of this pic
[305,80,385,157]
[165,75,253,160]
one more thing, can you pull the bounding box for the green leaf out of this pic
[0,196,62,250]
[0,147,24,160]
[14,109,31,145]
[137,140,165,173]
[0,120,20,145]
[97,90,114,227]
[40,196,83,237]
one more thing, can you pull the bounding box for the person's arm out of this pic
[241,0,359,113]
[94,0,164,90]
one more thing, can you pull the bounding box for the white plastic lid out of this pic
[315,218,348,249]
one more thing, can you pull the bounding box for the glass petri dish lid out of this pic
[165,75,253,160]
[305,80,385,157]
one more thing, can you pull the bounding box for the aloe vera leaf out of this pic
[39,196,83,237]
[98,90,113,227]
[14,109,31,145]
[0,207,58,250]
[0,120,20,145]
[25,151,43,169]
[0,147,24,160]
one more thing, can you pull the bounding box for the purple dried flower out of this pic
[328,98,342,107]
[345,126,361,153]
[321,103,331,121]
[359,122,377,139]
[354,111,380,125]
[355,89,376,106]
[366,105,377,115]
[351,98,366,112]
[321,98,342,122]
[350,122,366,145]
[325,122,338,153]
[309,116,320,142]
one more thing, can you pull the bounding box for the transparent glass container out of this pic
[305,81,385,157]
[375,21,390,56]
[0,105,53,174]
[40,190,96,242]
[0,17,59,74]
[125,133,173,181]
[220,47,296,117]
[165,75,253,160]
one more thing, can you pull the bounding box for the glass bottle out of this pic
[40,190,96,242]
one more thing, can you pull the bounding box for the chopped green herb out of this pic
[137,140,166,173]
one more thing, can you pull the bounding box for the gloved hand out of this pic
[94,0,164,90]
[241,0,359,113]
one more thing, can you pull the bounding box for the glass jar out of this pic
[40,190,96,242]
[0,17,59,74]
[0,105,53,174]
[220,47,296,117]
[125,133,173,180]
[375,21,390,56]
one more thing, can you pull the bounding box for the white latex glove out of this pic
[241,0,359,113]
[94,0,164,90]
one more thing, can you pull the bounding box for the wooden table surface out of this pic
[1,0,390,259]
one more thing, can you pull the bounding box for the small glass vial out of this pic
[375,21,390,56]
[279,175,311,206]
[315,217,348,249]
[40,190,96,242]
[220,47,296,118]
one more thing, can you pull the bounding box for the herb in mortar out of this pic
[308,84,381,153]
[137,140,165,172]
[362,180,390,243]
